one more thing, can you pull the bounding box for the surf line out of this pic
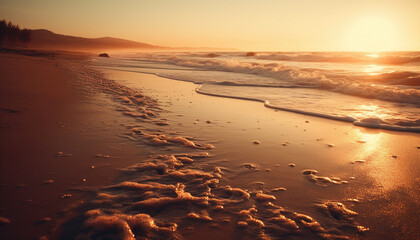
[92,66,420,133]
[195,85,420,133]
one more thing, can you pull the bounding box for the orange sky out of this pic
[1,0,419,51]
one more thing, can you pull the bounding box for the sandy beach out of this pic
[1,51,418,239]
[0,51,160,239]
[2,1,420,239]
[97,66,420,240]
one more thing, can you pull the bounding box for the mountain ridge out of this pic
[26,29,236,51]
[28,29,164,50]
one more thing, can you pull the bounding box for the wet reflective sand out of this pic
[1,53,418,239]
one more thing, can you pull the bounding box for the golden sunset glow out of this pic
[342,15,401,52]
[1,0,420,239]
[0,0,419,51]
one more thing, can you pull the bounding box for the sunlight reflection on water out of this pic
[364,64,384,76]
[352,104,393,121]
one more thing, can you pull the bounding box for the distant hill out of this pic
[27,29,164,51]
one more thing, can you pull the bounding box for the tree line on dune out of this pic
[0,20,31,48]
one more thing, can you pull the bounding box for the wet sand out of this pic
[0,51,159,239]
[94,69,419,239]
[1,52,419,239]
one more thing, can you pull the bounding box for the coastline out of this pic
[0,51,419,239]
[95,67,420,239]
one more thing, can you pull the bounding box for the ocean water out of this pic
[96,51,420,132]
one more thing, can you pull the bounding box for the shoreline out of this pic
[196,85,420,133]
[100,63,420,133]
[95,66,419,239]
[0,51,419,239]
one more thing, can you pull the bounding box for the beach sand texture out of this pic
[0,51,419,239]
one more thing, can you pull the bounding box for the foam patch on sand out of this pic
[316,201,369,234]
[302,170,349,186]
[83,210,178,239]
[125,127,215,149]
[64,59,161,123]
[59,152,367,239]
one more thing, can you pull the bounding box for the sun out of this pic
[341,15,401,52]
[365,53,379,58]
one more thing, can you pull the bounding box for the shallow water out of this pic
[95,51,420,132]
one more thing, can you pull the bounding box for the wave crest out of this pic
[133,54,420,105]
[253,52,420,65]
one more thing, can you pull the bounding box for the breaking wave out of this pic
[252,52,420,65]
[130,54,420,105]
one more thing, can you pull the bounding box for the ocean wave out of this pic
[156,73,307,88]
[250,52,420,65]
[152,52,420,65]
[99,56,420,133]
[133,55,420,105]
[366,71,420,86]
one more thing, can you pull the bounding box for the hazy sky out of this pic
[1,0,419,51]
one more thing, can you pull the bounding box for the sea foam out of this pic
[95,53,420,132]
[128,54,420,105]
